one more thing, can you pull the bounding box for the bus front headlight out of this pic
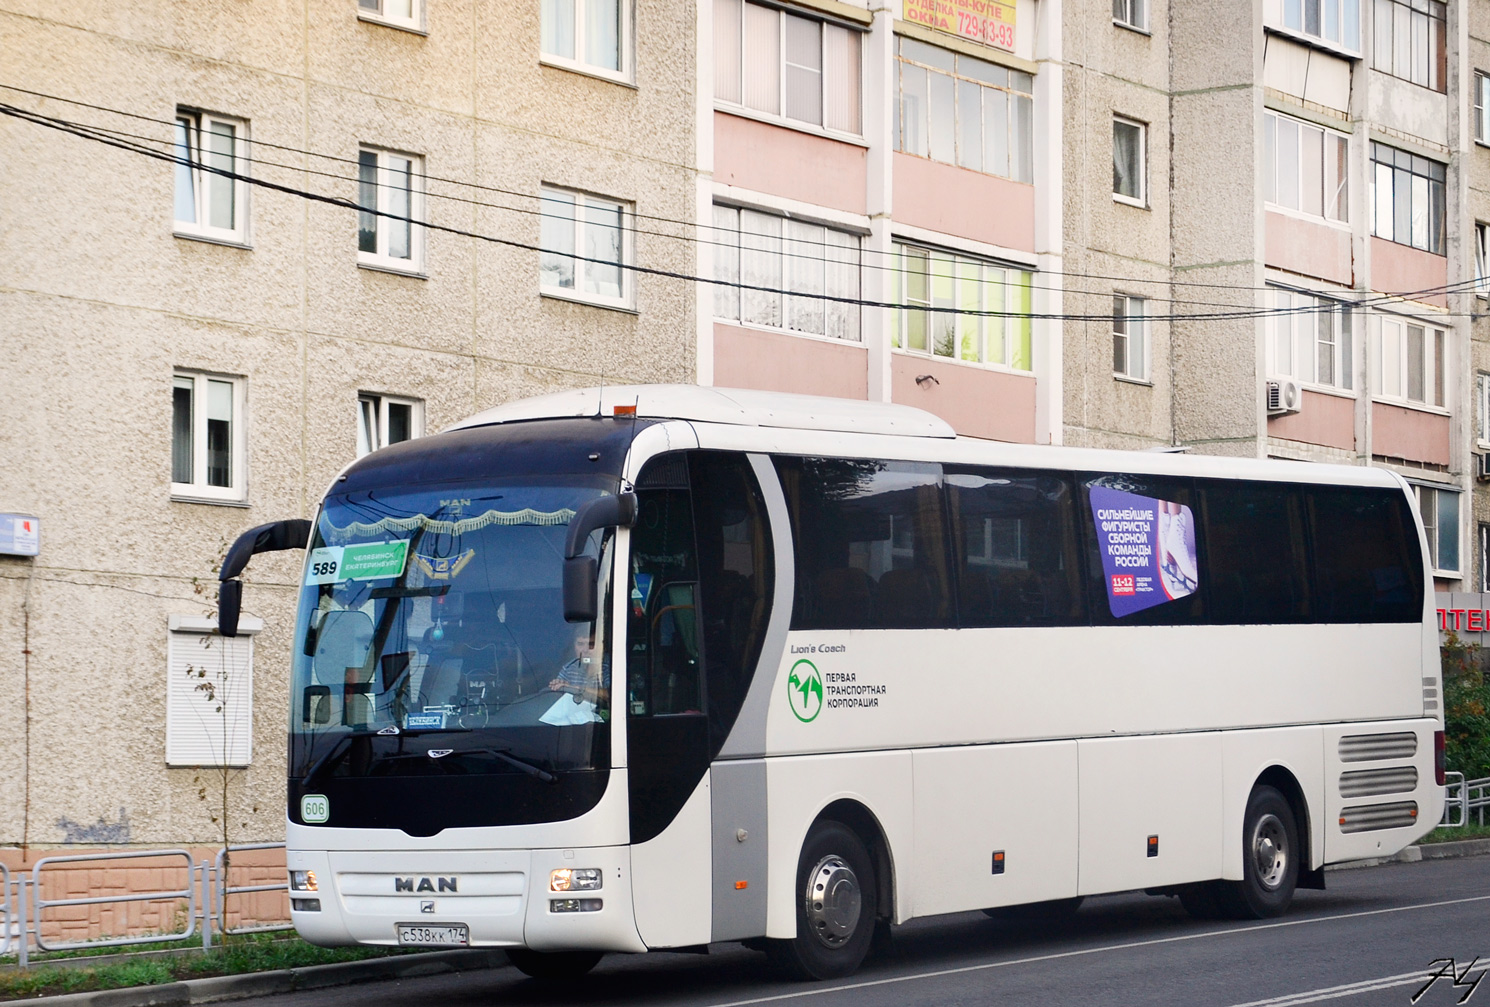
[290,870,318,892]
[550,868,602,891]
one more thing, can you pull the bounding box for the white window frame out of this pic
[1371,313,1447,409]
[539,185,633,310]
[541,0,632,82]
[1113,116,1146,207]
[1266,287,1354,392]
[1263,112,1349,224]
[891,241,1035,372]
[1414,484,1460,576]
[357,0,424,33]
[1270,0,1362,54]
[1112,0,1147,31]
[713,0,864,138]
[173,109,250,246]
[1477,373,1490,447]
[1475,222,1489,298]
[357,146,426,275]
[1480,522,1490,592]
[172,371,247,504]
[1476,72,1490,145]
[166,615,260,767]
[357,393,425,457]
[1112,294,1148,381]
[1371,0,1446,92]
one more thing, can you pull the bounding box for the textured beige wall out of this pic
[0,0,696,848]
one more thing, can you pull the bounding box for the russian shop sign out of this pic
[902,0,1016,51]
[1437,593,1490,644]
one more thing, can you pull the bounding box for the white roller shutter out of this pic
[166,616,259,767]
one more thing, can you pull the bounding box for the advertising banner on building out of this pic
[1089,487,1199,618]
[902,0,1017,51]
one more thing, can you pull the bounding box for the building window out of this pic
[713,0,862,135]
[892,242,1033,370]
[357,394,424,457]
[1480,523,1490,591]
[1263,112,1348,222]
[542,0,629,78]
[357,0,422,31]
[1416,484,1459,575]
[1373,314,1445,407]
[1475,223,1489,297]
[357,147,425,273]
[712,205,861,340]
[1112,0,1146,30]
[1371,0,1446,92]
[173,110,249,244]
[1274,0,1361,50]
[540,186,631,308]
[1112,295,1147,380]
[172,372,246,502]
[1478,373,1490,445]
[895,38,1034,184]
[1113,117,1146,206]
[1370,143,1445,254]
[1476,72,1490,144]
[1267,289,1353,390]
[167,617,255,767]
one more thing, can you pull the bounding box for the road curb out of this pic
[1,949,509,1007]
[1326,837,1490,871]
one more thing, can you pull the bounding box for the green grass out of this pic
[1419,820,1490,844]
[0,933,407,1002]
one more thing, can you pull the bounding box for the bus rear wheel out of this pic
[505,948,603,980]
[1189,785,1299,921]
[768,820,878,981]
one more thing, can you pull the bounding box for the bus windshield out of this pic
[288,478,615,788]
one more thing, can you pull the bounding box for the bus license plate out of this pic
[396,924,469,946]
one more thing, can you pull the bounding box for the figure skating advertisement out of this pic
[1088,486,1199,618]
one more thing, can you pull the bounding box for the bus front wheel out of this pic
[768,820,878,980]
[505,948,603,980]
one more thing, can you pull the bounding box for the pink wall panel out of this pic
[712,323,869,399]
[1370,238,1449,308]
[1267,389,1355,451]
[892,153,1035,252]
[890,355,1036,442]
[1264,212,1352,286]
[713,113,867,215]
[1371,401,1450,466]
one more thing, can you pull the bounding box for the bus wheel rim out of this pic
[805,855,861,948]
[1251,813,1288,890]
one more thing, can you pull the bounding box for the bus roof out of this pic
[449,385,957,439]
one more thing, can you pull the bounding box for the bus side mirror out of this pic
[562,492,637,624]
[218,518,313,637]
[219,579,244,638]
[564,556,599,623]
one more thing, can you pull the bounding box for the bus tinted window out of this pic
[946,469,1085,627]
[1199,481,1311,624]
[1081,474,1206,626]
[1308,487,1423,623]
[775,457,953,630]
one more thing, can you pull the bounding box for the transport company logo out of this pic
[787,660,823,723]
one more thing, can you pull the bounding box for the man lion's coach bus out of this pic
[217,386,1444,981]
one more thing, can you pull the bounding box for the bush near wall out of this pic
[1441,635,1490,780]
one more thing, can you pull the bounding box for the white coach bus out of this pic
[218,386,1444,981]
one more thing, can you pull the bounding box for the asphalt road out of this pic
[249,856,1490,1007]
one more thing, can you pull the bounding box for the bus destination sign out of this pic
[902,0,1017,52]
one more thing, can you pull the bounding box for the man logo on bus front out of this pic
[788,660,823,723]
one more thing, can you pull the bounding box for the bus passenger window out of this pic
[1198,481,1310,625]
[774,457,952,630]
[1308,487,1423,623]
[946,469,1084,627]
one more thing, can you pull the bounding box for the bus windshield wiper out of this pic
[300,730,381,786]
[380,746,558,783]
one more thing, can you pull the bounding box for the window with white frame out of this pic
[1263,112,1348,223]
[1415,484,1459,575]
[357,394,423,457]
[1274,0,1361,51]
[1480,523,1490,591]
[1477,373,1490,445]
[173,109,249,244]
[712,205,861,340]
[357,147,425,273]
[542,0,629,78]
[895,38,1034,184]
[1475,222,1489,297]
[172,372,246,502]
[1475,72,1490,144]
[540,186,630,308]
[1113,117,1145,205]
[1112,0,1146,30]
[1371,143,1445,254]
[1372,0,1446,92]
[1372,314,1446,407]
[892,242,1034,370]
[713,0,862,135]
[167,617,256,766]
[1112,294,1147,380]
[1267,289,1353,389]
[357,0,422,31]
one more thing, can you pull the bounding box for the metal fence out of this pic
[1441,773,1490,827]
[1,844,288,967]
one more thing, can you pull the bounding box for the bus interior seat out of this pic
[876,567,935,626]
[814,567,874,626]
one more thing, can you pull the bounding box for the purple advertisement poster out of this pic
[1088,486,1199,618]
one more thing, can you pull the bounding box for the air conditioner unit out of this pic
[1477,453,1490,482]
[1266,378,1304,416]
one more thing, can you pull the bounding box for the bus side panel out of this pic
[1322,719,1439,864]
[630,771,713,948]
[911,741,1078,916]
[764,752,914,936]
[1076,733,1223,896]
[1218,727,1326,878]
[711,759,770,941]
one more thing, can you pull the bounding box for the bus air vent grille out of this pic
[1339,766,1418,798]
[1338,801,1418,834]
[1338,732,1417,762]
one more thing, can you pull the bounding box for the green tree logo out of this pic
[787,659,823,723]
